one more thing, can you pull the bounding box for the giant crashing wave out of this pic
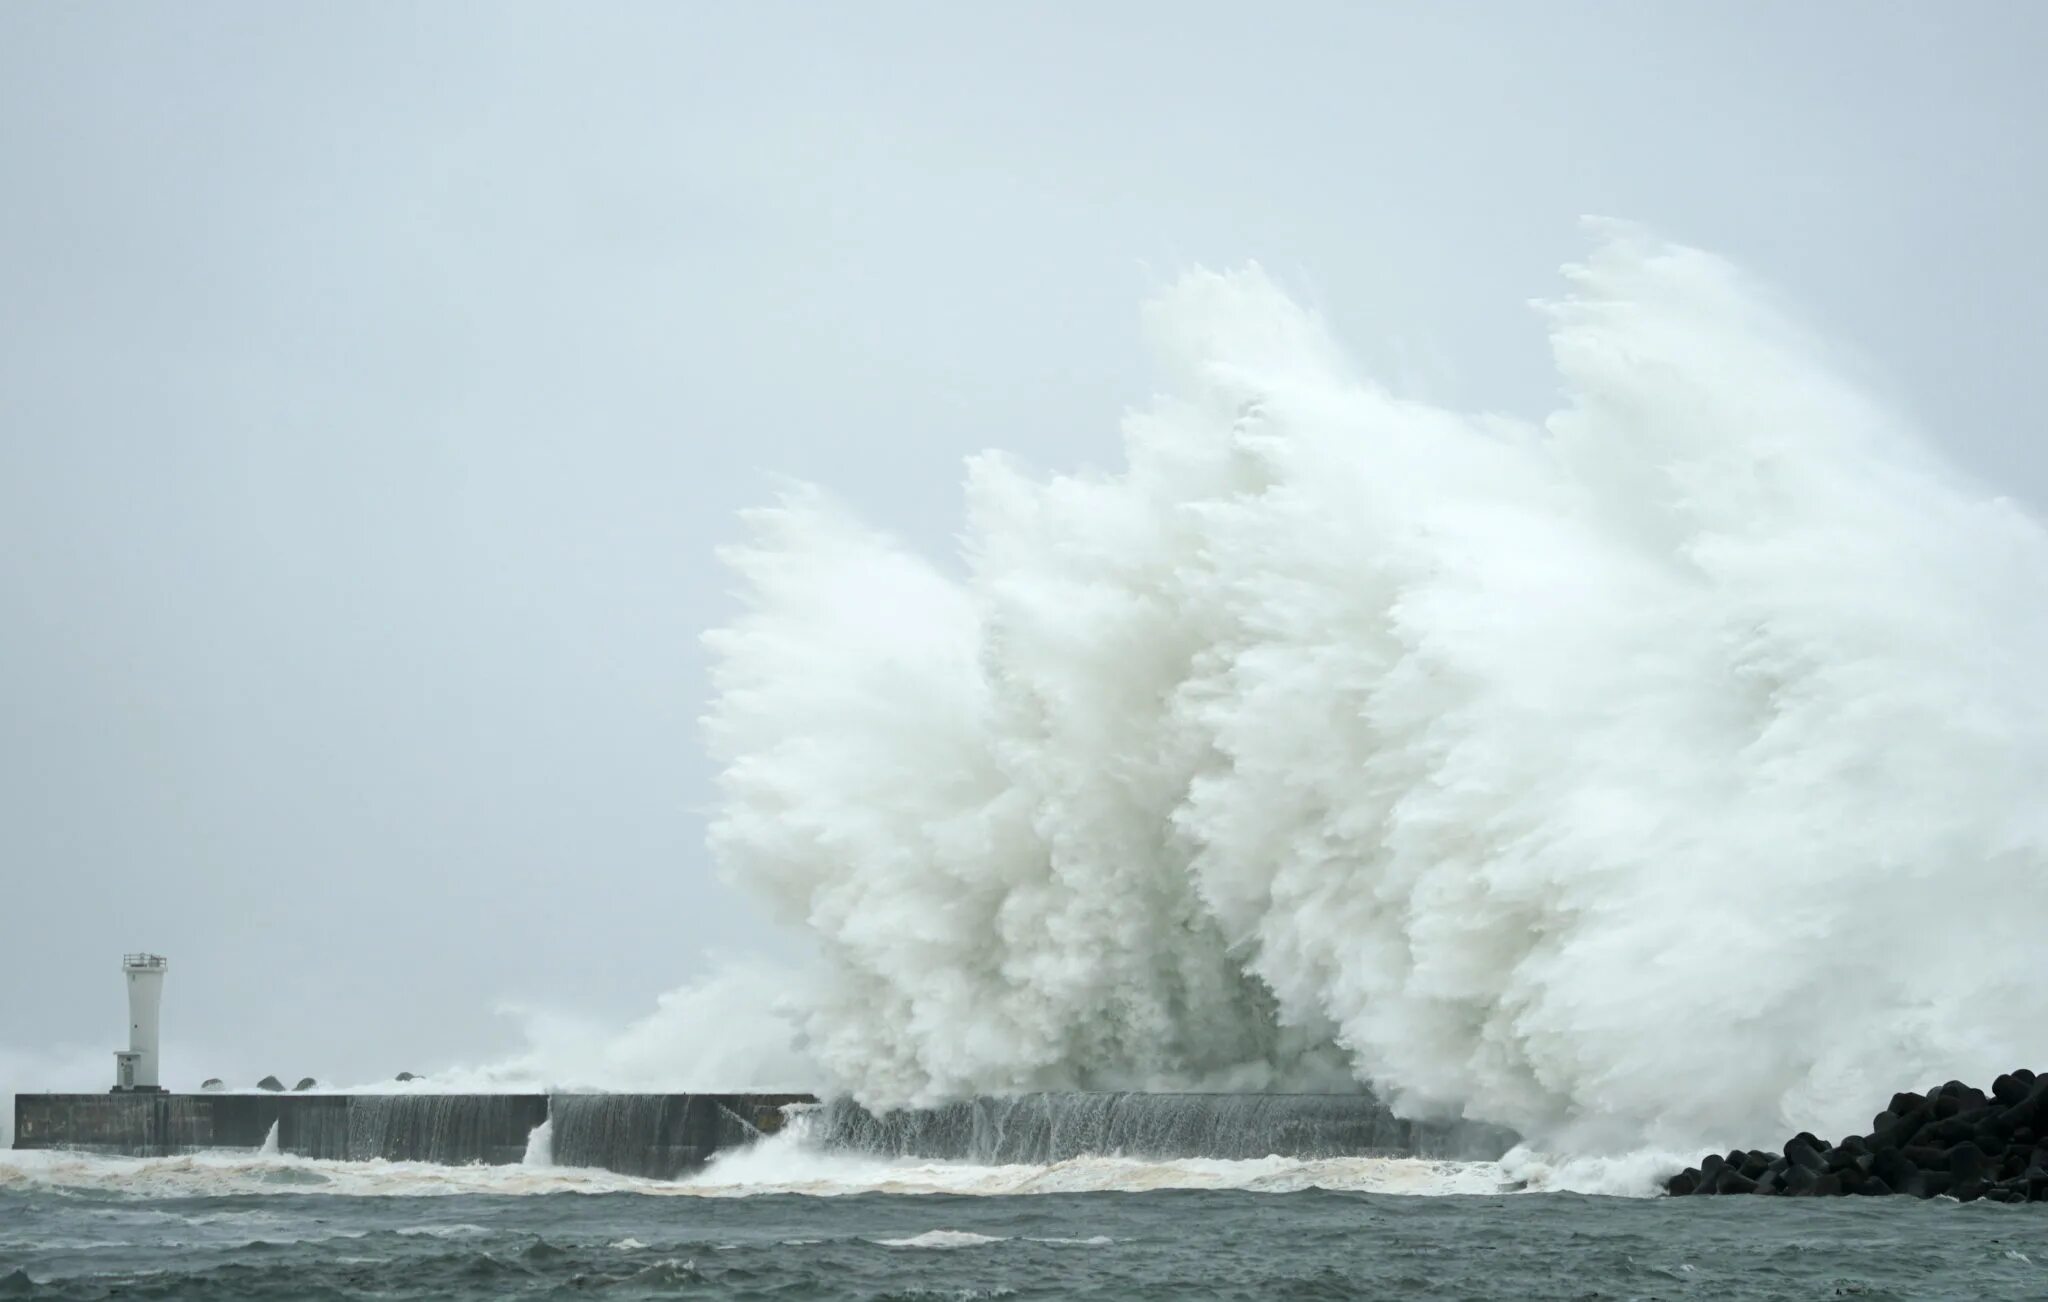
[702,224,2048,1157]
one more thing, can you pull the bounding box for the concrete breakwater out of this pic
[13,1090,1515,1176]
[10,1093,814,1178]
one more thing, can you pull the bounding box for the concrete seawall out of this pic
[11,1093,815,1178]
[14,1090,1519,1176]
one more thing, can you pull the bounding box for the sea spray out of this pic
[705,225,2048,1154]
[402,960,817,1095]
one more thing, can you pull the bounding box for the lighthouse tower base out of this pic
[112,1051,164,1093]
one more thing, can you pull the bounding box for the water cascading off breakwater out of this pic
[807,1092,1515,1164]
[546,1092,809,1178]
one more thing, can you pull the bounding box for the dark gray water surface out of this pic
[4,1184,2045,1300]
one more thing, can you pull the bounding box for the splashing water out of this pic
[704,225,2048,1154]
[400,958,817,1095]
[522,1117,553,1169]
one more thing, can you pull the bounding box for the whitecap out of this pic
[876,1230,1009,1249]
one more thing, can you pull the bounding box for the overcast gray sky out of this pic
[2,2,2043,1091]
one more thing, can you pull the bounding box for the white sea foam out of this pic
[703,224,2048,1155]
[872,1230,1123,1250]
[877,1230,1009,1249]
[0,1139,1514,1200]
[394,1223,493,1239]
[1496,1144,1701,1198]
[681,1125,1514,1197]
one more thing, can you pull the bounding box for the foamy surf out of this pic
[0,1140,1529,1200]
[682,1127,1517,1197]
[877,1230,1010,1249]
[870,1229,1117,1249]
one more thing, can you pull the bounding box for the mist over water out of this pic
[704,226,2048,1155]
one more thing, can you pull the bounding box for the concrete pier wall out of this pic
[10,1093,814,1178]
[14,1090,1517,1175]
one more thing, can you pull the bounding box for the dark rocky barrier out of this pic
[1666,1071,2048,1202]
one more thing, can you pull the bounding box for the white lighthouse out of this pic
[113,953,168,1092]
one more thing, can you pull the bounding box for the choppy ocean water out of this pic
[4,1150,2045,1300]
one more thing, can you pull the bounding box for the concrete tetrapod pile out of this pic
[1666,1071,2048,1202]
